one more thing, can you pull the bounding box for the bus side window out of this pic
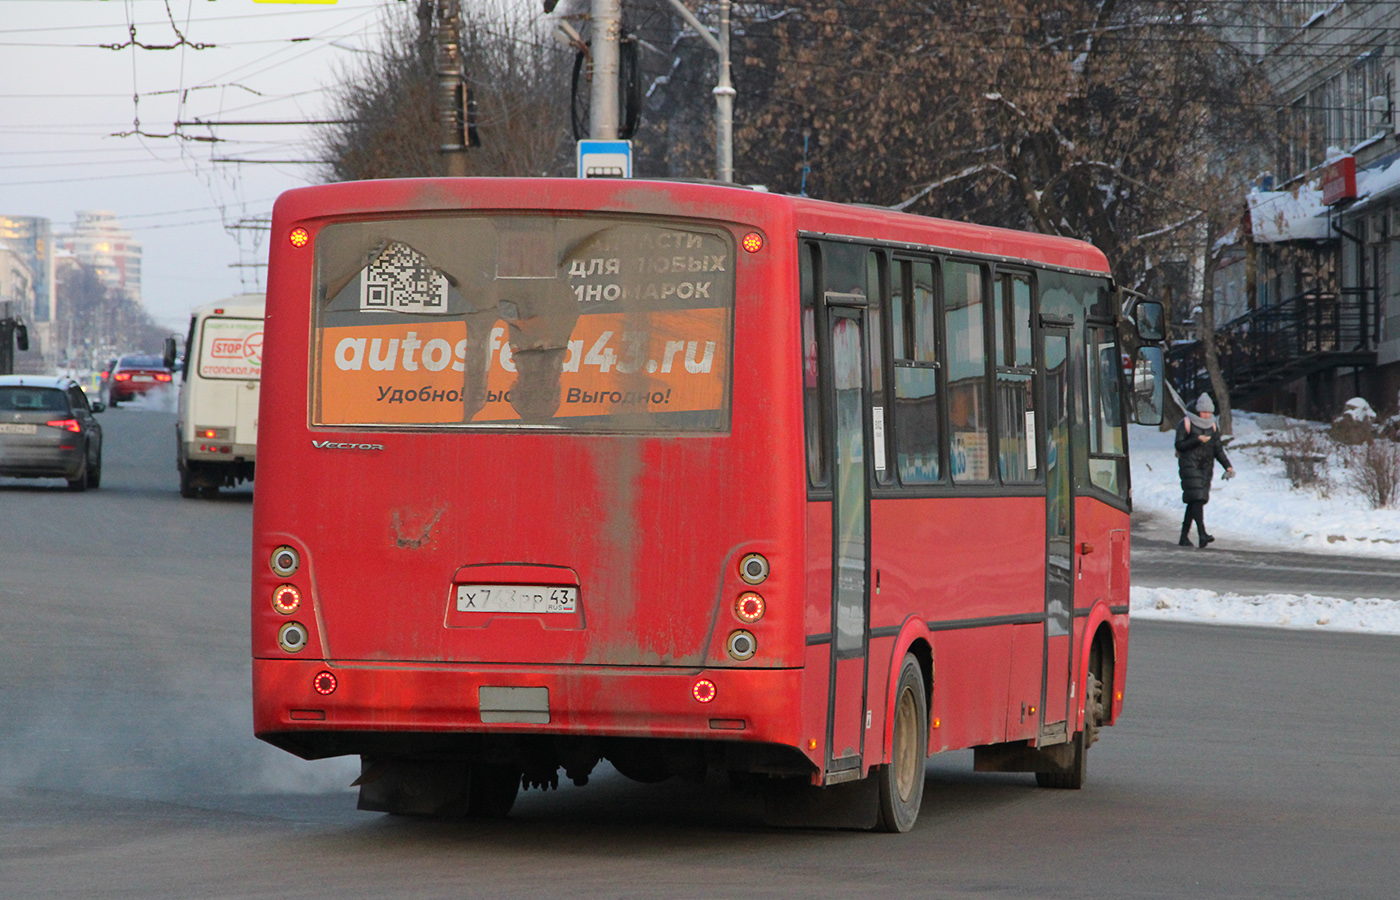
[996,273,1037,483]
[893,259,941,484]
[1086,323,1127,497]
[868,250,892,485]
[802,243,828,488]
[945,260,991,483]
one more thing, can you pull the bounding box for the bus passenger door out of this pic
[1039,322,1074,741]
[825,301,871,783]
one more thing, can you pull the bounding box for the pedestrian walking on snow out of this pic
[1176,393,1235,548]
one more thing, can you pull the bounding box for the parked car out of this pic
[108,353,173,405]
[0,375,104,491]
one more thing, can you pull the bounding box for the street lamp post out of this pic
[663,0,733,183]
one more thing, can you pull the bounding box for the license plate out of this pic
[455,584,578,613]
[0,423,37,435]
[132,375,154,382]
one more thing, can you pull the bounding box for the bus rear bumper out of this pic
[253,657,809,762]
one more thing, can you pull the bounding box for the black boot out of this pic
[1179,531,1192,547]
[1198,533,1215,548]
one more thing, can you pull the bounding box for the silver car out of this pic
[0,376,104,491]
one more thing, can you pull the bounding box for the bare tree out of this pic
[57,260,168,360]
[728,0,1277,295]
[316,0,574,182]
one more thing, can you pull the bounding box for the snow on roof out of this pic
[1346,149,1400,212]
[1247,183,1330,242]
[1248,150,1400,244]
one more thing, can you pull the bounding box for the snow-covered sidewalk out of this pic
[1130,413,1400,636]
[1130,415,1400,556]
[1132,586,1400,635]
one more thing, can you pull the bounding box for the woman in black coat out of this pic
[1176,393,1235,547]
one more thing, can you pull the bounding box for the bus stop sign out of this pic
[577,140,632,179]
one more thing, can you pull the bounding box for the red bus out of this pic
[252,178,1164,831]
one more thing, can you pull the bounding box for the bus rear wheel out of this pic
[875,653,927,833]
[467,764,521,819]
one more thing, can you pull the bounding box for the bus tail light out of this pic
[735,592,765,623]
[726,630,756,661]
[692,679,717,703]
[278,622,309,653]
[272,584,302,615]
[270,545,300,577]
[738,553,768,585]
[313,671,337,695]
[289,227,310,248]
[741,232,764,253]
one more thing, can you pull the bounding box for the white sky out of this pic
[0,0,401,332]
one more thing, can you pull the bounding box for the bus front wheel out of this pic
[875,653,927,833]
[1035,670,1102,790]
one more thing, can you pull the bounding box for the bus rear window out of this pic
[311,216,735,432]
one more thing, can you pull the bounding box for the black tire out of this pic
[466,764,521,819]
[876,653,927,832]
[178,463,198,499]
[66,453,88,492]
[1035,670,1102,790]
[86,450,101,489]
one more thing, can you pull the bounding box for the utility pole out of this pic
[437,0,468,177]
[663,0,733,182]
[714,0,734,183]
[589,0,623,140]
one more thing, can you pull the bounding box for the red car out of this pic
[108,354,173,405]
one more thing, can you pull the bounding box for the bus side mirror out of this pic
[1132,346,1164,425]
[1133,300,1165,342]
[163,335,178,370]
[15,323,27,352]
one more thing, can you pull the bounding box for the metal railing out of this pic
[1169,287,1378,402]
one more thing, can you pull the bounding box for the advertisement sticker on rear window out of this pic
[311,216,735,432]
[199,317,263,380]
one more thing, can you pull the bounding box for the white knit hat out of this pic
[1196,393,1215,413]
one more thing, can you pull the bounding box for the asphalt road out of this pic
[1132,508,1400,599]
[2,409,1397,899]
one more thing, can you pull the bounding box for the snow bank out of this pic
[1132,586,1400,635]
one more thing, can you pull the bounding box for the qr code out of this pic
[359,242,450,314]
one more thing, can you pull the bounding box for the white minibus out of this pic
[165,294,264,498]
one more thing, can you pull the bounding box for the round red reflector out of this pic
[313,671,337,695]
[741,232,763,253]
[735,591,765,623]
[272,584,302,615]
[289,227,310,248]
[692,679,717,703]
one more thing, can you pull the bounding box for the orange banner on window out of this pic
[316,308,730,425]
